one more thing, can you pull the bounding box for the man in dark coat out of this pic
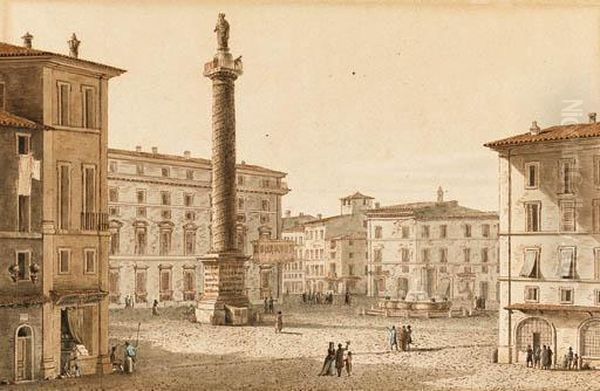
[335,342,350,377]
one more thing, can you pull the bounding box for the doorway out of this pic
[15,325,33,382]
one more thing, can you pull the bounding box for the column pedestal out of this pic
[196,252,252,325]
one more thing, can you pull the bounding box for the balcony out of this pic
[81,212,108,231]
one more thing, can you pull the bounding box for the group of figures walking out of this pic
[318,341,352,377]
[387,325,413,351]
[525,345,589,370]
[302,291,352,306]
[110,341,138,374]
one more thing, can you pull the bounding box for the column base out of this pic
[196,252,253,325]
[497,345,513,364]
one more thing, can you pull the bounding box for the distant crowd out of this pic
[525,345,590,370]
[301,291,352,306]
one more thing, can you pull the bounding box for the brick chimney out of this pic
[184,150,191,159]
[21,32,33,48]
[151,146,158,154]
[589,112,597,124]
[529,121,541,135]
[135,145,142,152]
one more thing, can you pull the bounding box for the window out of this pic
[185,211,195,221]
[82,166,96,214]
[260,214,270,224]
[519,248,540,278]
[439,248,448,263]
[84,248,96,274]
[159,229,172,255]
[422,248,430,263]
[261,200,270,211]
[58,248,70,274]
[184,230,196,255]
[161,209,171,220]
[58,164,71,230]
[136,207,147,218]
[594,200,600,233]
[464,224,472,238]
[160,268,172,301]
[82,86,95,128]
[186,169,194,180]
[261,179,271,188]
[18,195,30,232]
[374,226,383,239]
[525,162,539,189]
[481,224,490,238]
[0,82,5,109]
[463,266,471,273]
[134,227,147,255]
[136,163,144,175]
[236,214,246,223]
[399,248,409,262]
[109,161,117,173]
[463,248,470,263]
[559,200,576,232]
[481,265,489,274]
[524,286,539,302]
[373,249,382,262]
[109,187,118,202]
[349,252,354,259]
[135,190,145,204]
[595,156,600,187]
[57,82,70,126]
[109,207,119,216]
[109,268,120,303]
[595,249,600,280]
[348,240,353,246]
[401,266,409,273]
[439,225,447,239]
[558,247,576,279]
[238,175,245,186]
[183,269,196,301]
[559,158,575,194]
[421,225,430,239]
[16,251,30,281]
[161,167,170,177]
[595,290,600,305]
[481,248,489,263]
[16,134,30,155]
[402,226,410,239]
[161,192,171,205]
[109,228,120,255]
[525,202,541,232]
[330,252,336,259]
[238,198,244,210]
[135,268,148,303]
[559,287,574,304]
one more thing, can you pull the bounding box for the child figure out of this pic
[345,351,353,377]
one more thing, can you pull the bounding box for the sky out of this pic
[2,0,600,216]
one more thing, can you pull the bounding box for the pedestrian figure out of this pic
[345,290,351,305]
[152,299,160,316]
[526,345,533,368]
[567,347,574,370]
[124,294,130,308]
[547,346,553,370]
[387,325,398,351]
[264,297,268,313]
[406,325,413,351]
[335,342,350,377]
[268,296,274,314]
[533,345,541,368]
[318,342,336,376]
[124,341,137,374]
[302,291,307,304]
[399,325,408,351]
[541,345,548,370]
[573,353,580,370]
[275,311,283,333]
[345,351,353,377]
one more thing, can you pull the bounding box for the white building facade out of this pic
[486,118,600,366]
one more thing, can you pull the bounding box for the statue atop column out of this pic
[214,13,230,51]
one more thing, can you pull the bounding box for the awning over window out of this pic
[558,248,575,278]
[519,250,537,277]
[436,279,451,297]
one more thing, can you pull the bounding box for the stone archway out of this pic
[515,317,553,362]
[579,319,600,359]
[14,325,33,382]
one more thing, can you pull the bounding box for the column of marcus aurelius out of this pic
[195,13,252,325]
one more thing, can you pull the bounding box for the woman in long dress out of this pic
[319,342,336,376]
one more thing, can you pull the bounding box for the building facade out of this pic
[281,192,372,295]
[486,118,600,366]
[107,147,289,307]
[0,36,124,382]
[366,191,499,310]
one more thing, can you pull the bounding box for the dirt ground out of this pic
[5,300,600,390]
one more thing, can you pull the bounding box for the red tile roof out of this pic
[366,200,497,220]
[0,42,126,75]
[0,110,43,129]
[484,122,600,149]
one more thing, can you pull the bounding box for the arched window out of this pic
[516,317,552,354]
[581,320,600,358]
